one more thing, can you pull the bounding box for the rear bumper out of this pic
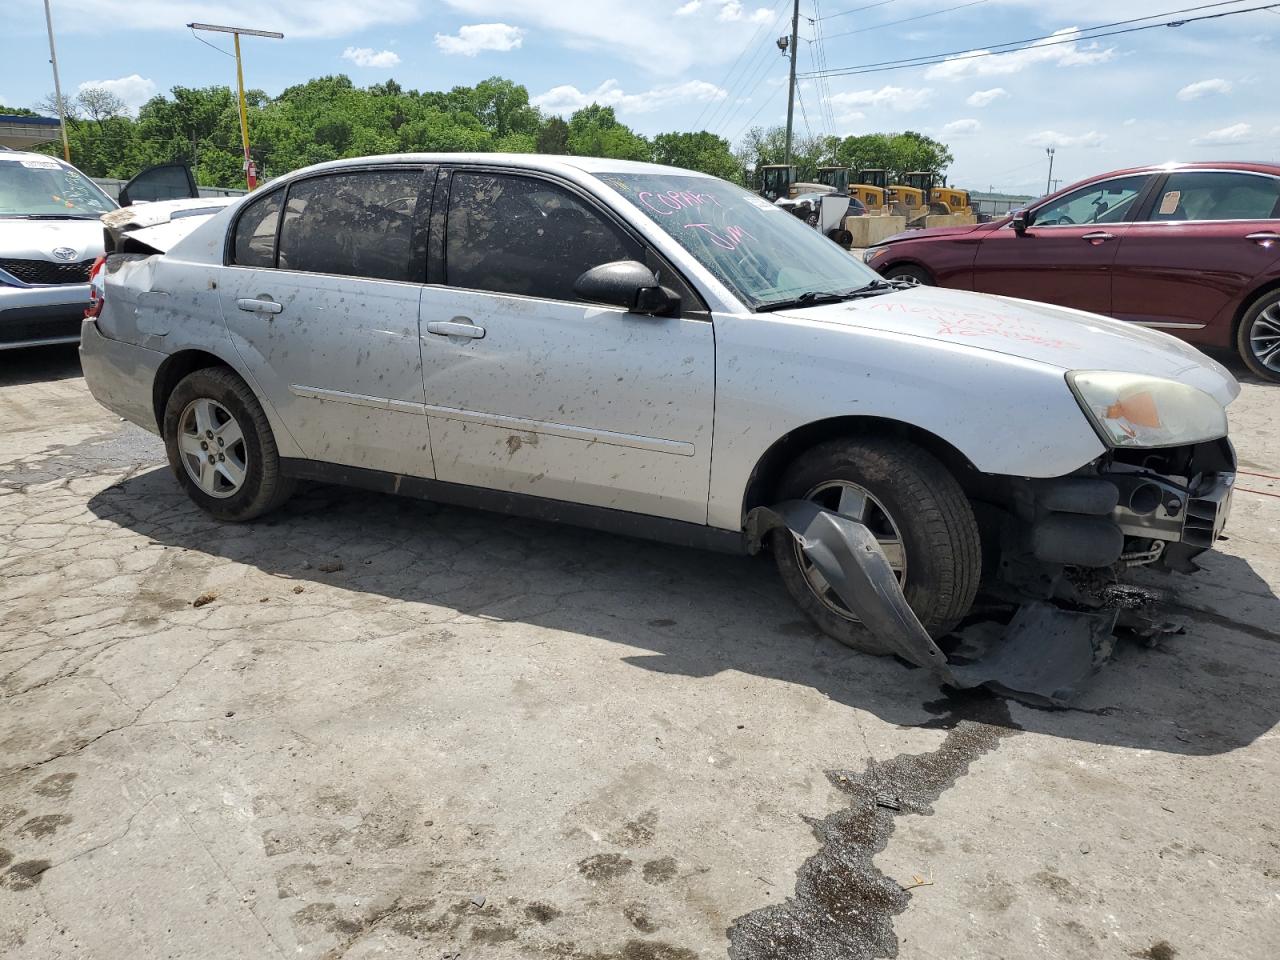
[78,319,165,435]
[0,283,89,349]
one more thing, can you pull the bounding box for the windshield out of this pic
[596,171,879,309]
[0,157,117,218]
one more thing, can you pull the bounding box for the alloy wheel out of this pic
[177,397,249,499]
[1249,302,1280,374]
[793,479,907,620]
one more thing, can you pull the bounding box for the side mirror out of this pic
[1011,212,1028,235]
[573,260,680,316]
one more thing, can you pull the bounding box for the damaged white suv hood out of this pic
[777,286,1240,406]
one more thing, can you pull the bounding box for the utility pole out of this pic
[1045,147,1056,196]
[188,22,283,190]
[783,0,800,167]
[42,0,70,162]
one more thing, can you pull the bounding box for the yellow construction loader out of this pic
[852,169,890,212]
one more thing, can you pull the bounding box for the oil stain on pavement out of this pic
[728,692,1020,959]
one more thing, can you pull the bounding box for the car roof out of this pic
[0,148,75,164]
[267,153,717,183]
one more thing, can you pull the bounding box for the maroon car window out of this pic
[1031,176,1148,227]
[1150,172,1280,222]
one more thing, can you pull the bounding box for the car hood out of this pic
[880,221,992,244]
[774,286,1240,406]
[0,218,104,262]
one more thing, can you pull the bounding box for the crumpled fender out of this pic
[753,500,1114,707]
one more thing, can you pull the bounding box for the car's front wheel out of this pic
[883,263,933,286]
[163,366,295,521]
[1237,290,1280,382]
[771,437,980,654]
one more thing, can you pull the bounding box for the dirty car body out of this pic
[79,154,1240,702]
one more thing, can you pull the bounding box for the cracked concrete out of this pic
[1,345,1278,959]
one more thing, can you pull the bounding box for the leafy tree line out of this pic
[3,75,953,189]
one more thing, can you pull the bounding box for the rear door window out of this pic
[1150,171,1280,222]
[232,189,283,267]
[277,169,424,281]
[444,171,642,301]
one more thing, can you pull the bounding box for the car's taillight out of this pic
[85,255,107,319]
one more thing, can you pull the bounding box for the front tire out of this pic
[771,437,980,654]
[163,367,295,521]
[1237,290,1280,382]
[884,264,933,286]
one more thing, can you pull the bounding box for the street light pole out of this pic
[187,22,284,189]
[1045,147,1056,196]
[42,0,71,162]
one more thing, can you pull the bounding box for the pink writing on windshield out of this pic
[639,190,721,217]
[683,223,755,250]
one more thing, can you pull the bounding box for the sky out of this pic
[4,0,1278,195]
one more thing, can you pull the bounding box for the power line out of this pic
[822,0,989,41]
[817,0,901,22]
[189,26,236,58]
[810,0,839,134]
[796,82,814,140]
[800,0,1275,78]
[692,0,789,131]
[703,2,793,133]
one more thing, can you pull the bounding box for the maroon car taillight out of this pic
[84,255,107,319]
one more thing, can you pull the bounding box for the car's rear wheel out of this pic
[883,263,933,286]
[1237,290,1280,382]
[771,437,980,654]
[163,367,295,521]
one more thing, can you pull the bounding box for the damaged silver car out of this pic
[79,154,1239,703]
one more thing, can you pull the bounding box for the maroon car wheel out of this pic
[1238,291,1280,383]
[884,264,932,286]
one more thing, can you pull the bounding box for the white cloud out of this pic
[1177,78,1233,101]
[1191,122,1253,146]
[532,78,726,115]
[341,47,400,68]
[829,85,933,112]
[943,118,981,137]
[1123,118,1137,126]
[435,22,525,55]
[716,1,771,22]
[77,75,156,114]
[1025,129,1106,149]
[965,87,1008,108]
[60,0,419,38]
[926,28,1114,80]
[675,0,701,13]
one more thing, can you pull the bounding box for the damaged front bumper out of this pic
[751,439,1235,707]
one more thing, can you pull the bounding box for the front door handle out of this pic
[236,297,282,315]
[425,319,485,340]
[1245,232,1280,245]
[1081,231,1115,244]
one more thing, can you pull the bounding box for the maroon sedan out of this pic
[863,161,1280,381]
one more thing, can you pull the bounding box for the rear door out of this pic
[217,165,436,476]
[417,167,715,524]
[1110,170,1280,340]
[971,174,1153,315]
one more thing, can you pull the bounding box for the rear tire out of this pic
[771,437,980,655]
[162,367,295,521]
[884,264,933,286]
[1236,290,1280,382]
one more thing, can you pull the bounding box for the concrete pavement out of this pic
[1,345,1277,959]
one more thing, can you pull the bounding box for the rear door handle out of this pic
[425,319,485,340]
[236,297,282,315]
[1081,231,1115,244]
[1245,232,1280,244]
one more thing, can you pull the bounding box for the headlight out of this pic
[1067,371,1227,448]
[863,247,887,264]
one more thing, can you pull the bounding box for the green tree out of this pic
[536,116,570,155]
[834,131,953,182]
[567,105,651,161]
[651,131,742,182]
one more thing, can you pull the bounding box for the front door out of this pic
[419,169,715,524]
[972,174,1152,315]
[217,166,436,476]
[1111,170,1280,341]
